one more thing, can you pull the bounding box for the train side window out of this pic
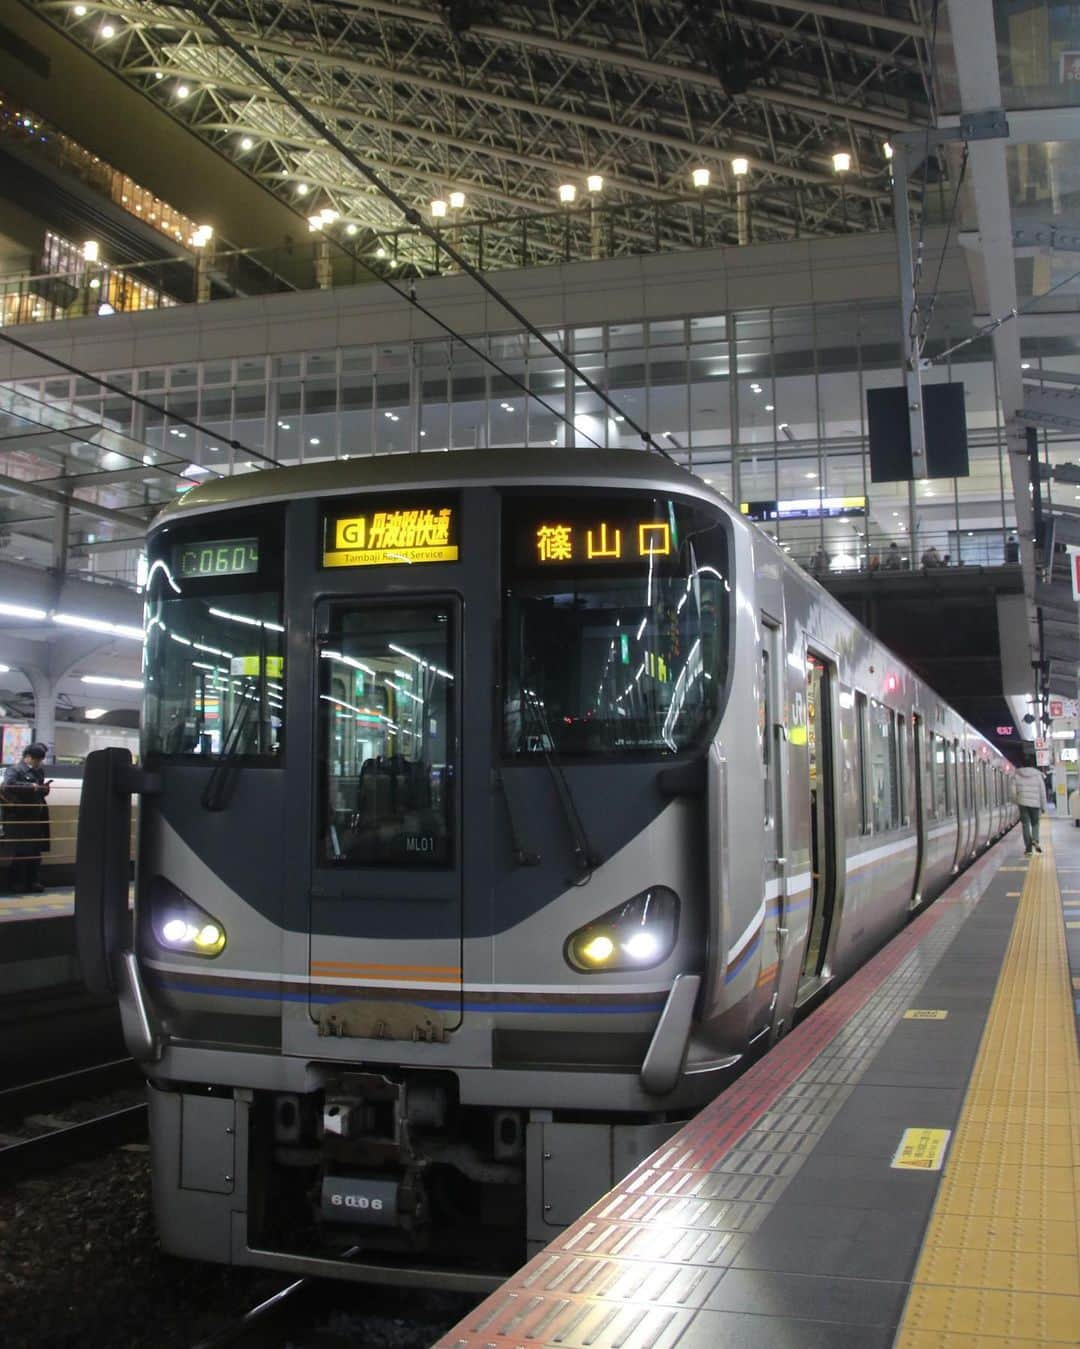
[855,692,869,833]
[933,734,949,817]
[921,719,935,818]
[761,646,772,826]
[868,698,898,833]
[896,713,907,825]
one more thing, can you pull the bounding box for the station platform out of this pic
[437,821,1080,1349]
[0,886,75,924]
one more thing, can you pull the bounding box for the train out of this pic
[76,448,1017,1287]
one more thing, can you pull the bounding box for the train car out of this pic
[76,448,1017,1285]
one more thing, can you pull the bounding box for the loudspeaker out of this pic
[867,382,969,482]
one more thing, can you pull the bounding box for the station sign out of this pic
[1061,747,1078,763]
[322,497,458,568]
[1036,748,1051,767]
[1049,700,1064,719]
[1061,51,1080,83]
[995,724,1013,738]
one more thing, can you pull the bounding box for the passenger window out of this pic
[868,698,899,832]
[855,692,869,834]
[921,720,935,818]
[761,647,772,825]
[896,714,906,824]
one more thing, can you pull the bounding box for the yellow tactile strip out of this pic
[895,843,1080,1347]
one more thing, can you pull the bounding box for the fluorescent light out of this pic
[54,613,144,641]
[0,602,47,621]
[240,136,253,150]
[81,675,144,689]
[84,708,108,720]
[0,663,9,673]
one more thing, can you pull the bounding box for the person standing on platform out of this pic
[1,743,52,893]
[884,541,902,570]
[1068,787,1080,829]
[1011,760,1047,855]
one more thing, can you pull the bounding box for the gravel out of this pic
[0,1148,480,1348]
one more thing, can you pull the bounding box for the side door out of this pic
[910,712,927,908]
[760,618,789,1035]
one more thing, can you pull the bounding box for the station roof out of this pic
[18,0,933,255]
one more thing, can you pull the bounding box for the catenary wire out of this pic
[917,142,968,349]
[930,265,1080,365]
[0,327,278,471]
[172,0,673,462]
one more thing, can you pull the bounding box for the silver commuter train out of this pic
[76,448,1017,1285]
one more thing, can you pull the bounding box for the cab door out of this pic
[306,594,464,1038]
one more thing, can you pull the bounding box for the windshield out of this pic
[144,590,284,758]
[143,512,285,759]
[503,492,730,757]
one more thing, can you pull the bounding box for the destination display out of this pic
[519,509,674,567]
[740,497,867,522]
[322,500,458,567]
[173,538,259,579]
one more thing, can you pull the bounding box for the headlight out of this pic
[565,886,679,973]
[150,879,226,957]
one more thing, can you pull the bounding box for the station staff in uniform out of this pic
[1,743,52,893]
[1011,760,1047,855]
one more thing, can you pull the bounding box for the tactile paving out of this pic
[895,836,1080,1345]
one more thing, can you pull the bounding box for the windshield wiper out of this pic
[520,684,603,881]
[201,683,256,812]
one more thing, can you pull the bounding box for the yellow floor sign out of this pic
[892,1128,952,1171]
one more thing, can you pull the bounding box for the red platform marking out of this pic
[434,833,1018,1348]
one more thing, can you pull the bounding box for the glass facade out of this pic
[9,291,1078,587]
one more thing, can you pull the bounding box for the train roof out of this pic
[151,447,718,529]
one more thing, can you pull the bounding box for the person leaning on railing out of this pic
[1,743,52,894]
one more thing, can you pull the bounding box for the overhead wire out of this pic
[917,141,968,351]
[930,265,1080,366]
[907,0,941,357]
[171,0,673,462]
[0,327,277,475]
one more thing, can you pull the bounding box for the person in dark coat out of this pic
[2,743,52,893]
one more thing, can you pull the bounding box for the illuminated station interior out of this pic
[0,2,1077,1345]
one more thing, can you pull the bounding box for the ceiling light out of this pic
[388,258,397,268]
[832,151,852,174]
[81,675,144,689]
[309,437,320,445]
[731,157,749,177]
[154,71,163,80]
[1021,361,1031,369]
[56,614,143,640]
[176,84,190,99]
[297,183,309,196]
[431,198,448,219]
[100,23,115,39]
[586,173,603,193]
[805,471,817,478]
[420,430,426,436]
[89,277,101,289]
[448,190,465,210]
[345,223,357,235]
[82,239,100,262]
[691,167,710,189]
[558,183,577,204]
[778,422,789,430]
[73,3,87,13]
[375,246,387,258]
[278,421,290,430]
[0,602,47,621]
[240,136,253,150]
[84,708,108,720]
[765,404,775,411]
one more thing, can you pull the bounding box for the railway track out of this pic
[0,1057,146,1184]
